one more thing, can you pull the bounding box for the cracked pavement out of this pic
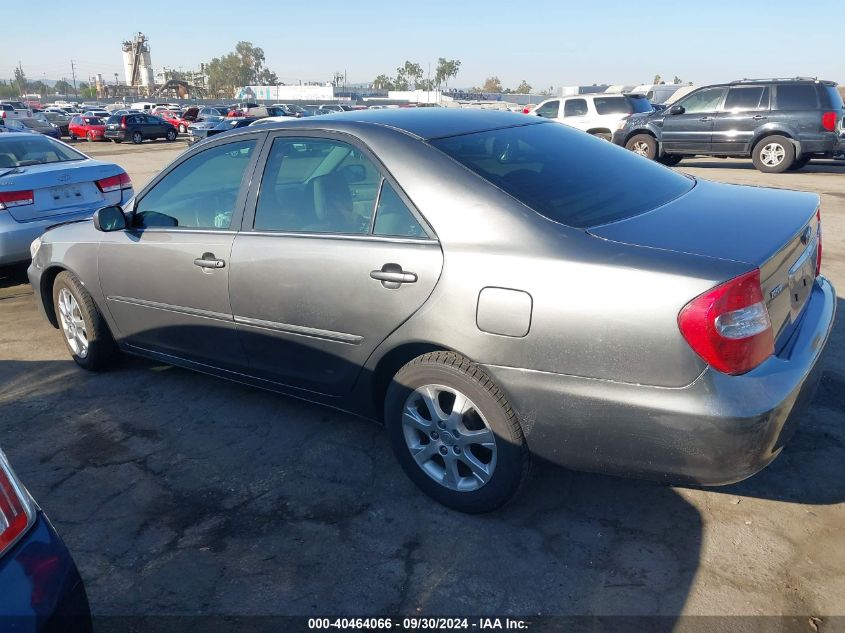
[0,146,843,619]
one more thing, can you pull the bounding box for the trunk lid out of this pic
[588,179,820,345]
[2,159,123,222]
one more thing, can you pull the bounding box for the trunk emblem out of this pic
[769,284,785,301]
[57,174,70,182]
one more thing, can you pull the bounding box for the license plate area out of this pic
[45,184,85,209]
[787,235,818,321]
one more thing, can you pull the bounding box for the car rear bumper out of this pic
[0,512,92,632]
[0,206,106,265]
[484,276,836,485]
[103,130,125,140]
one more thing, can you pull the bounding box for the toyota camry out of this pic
[27,110,835,513]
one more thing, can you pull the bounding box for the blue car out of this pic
[0,449,92,632]
[3,118,62,140]
[0,134,134,265]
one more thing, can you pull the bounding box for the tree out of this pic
[26,80,48,96]
[514,80,532,93]
[673,76,683,85]
[13,66,26,95]
[54,80,73,95]
[78,82,96,99]
[653,74,661,85]
[395,61,423,90]
[434,58,461,90]
[481,76,503,92]
[205,41,278,96]
[372,74,394,90]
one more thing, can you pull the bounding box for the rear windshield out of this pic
[84,117,102,124]
[0,135,85,168]
[430,122,694,229]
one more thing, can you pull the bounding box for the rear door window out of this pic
[776,84,818,110]
[563,99,588,117]
[431,122,693,229]
[723,86,769,111]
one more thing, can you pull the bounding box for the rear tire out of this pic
[178,124,187,133]
[52,271,117,371]
[752,135,795,173]
[385,351,531,513]
[165,129,177,142]
[625,133,658,160]
[132,131,143,144]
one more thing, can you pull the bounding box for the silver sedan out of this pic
[28,110,835,512]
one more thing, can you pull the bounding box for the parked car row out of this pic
[525,77,843,172]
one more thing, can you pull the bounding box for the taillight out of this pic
[120,116,127,129]
[821,111,837,132]
[96,172,132,193]
[1,111,6,119]
[0,450,35,555]
[0,190,35,210]
[816,208,822,277]
[678,269,774,375]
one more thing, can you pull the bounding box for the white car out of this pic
[1,101,32,120]
[530,93,654,140]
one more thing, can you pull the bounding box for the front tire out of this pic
[132,131,143,144]
[52,271,117,371]
[625,133,658,160]
[752,135,795,173]
[385,352,530,513]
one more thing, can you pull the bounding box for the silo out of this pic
[122,43,134,85]
[141,46,155,88]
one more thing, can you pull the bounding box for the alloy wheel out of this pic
[58,288,88,358]
[760,143,786,167]
[402,384,497,492]
[631,140,650,157]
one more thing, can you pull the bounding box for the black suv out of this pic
[104,113,179,144]
[613,78,843,172]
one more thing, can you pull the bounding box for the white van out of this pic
[130,101,156,113]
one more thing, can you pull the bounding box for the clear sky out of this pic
[2,0,841,91]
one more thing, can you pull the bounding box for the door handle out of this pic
[752,115,767,120]
[193,252,225,269]
[370,263,417,289]
[698,117,713,122]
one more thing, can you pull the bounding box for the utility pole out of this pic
[70,60,78,98]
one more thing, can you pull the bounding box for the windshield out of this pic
[430,122,694,229]
[0,135,86,167]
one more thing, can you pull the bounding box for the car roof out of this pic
[256,108,547,140]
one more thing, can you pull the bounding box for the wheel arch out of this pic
[39,265,69,328]
[624,126,658,146]
[366,341,461,423]
[750,129,801,155]
[586,127,613,136]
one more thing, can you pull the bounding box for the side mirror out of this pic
[93,205,127,232]
[669,104,685,115]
